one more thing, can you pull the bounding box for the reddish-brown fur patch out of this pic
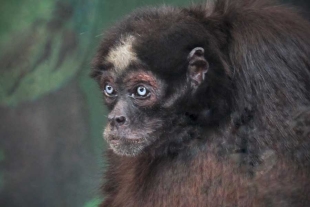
[123,71,159,89]
[101,147,310,207]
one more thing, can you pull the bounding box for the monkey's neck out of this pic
[144,114,207,158]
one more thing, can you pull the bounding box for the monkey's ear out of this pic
[187,47,209,87]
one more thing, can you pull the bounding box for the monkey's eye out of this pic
[131,86,150,99]
[104,84,117,97]
[137,86,147,96]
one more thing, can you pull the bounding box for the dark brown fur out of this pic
[102,149,310,207]
[92,0,310,206]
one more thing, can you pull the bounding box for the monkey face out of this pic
[101,69,167,156]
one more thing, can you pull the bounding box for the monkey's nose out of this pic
[115,116,126,125]
[109,115,127,127]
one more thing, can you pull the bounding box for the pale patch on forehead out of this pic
[106,35,138,73]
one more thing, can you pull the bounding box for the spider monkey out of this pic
[91,0,310,206]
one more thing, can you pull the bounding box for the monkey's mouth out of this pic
[105,134,150,156]
[107,135,145,145]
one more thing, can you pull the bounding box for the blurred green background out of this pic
[0,0,309,206]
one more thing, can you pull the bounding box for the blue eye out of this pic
[130,86,150,99]
[104,84,117,97]
[105,85,114,94]
[137,86,147,96]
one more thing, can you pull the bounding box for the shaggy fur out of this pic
[92,0,310,206]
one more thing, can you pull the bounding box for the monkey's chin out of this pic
[106,136,149,157]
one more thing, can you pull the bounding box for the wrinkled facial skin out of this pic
[100,69,171,156]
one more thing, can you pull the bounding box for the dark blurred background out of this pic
[0,0,309,207]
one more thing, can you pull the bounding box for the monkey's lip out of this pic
[109,139,121,145]
[107,135,144,144]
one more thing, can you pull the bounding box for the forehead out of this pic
[106,35,138,74]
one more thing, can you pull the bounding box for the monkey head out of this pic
[92,8,231,156]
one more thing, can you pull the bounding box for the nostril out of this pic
[115,116,126,125]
